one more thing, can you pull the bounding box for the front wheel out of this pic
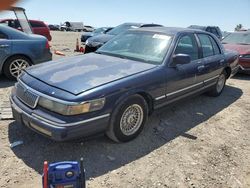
[207,71,227,97]
[106,95,148,143]
[3,56,31,80]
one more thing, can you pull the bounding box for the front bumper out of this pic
[238,59,250,73]
[10,96,110,141]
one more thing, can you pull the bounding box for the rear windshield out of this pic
[222,32,250,45]
[107,24,139,35]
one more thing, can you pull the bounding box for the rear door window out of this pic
[209,36,221,55]
[198,34,214,57]
[174,34,199,61]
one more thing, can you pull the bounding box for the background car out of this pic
[188,25,223,40]
[48,24,60,31]
[84,23,163,53]
[0,25,52,79]
[60,21,84,32]
[0,19,52,41]
[222,31,250,73]
[83,25,95,32]
[81,27,113,43]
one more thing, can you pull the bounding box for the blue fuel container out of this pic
[43,159,86,188]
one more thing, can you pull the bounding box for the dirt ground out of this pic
[0,31,250,188]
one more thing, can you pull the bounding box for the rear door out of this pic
[196,33,225,86]
[165,33,203,101]
[0,31,11,66]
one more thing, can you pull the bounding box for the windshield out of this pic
[222,32,250,45]
[97,31,172,65]
[107,24,139,35]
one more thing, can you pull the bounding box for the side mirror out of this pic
[172,54,191,66]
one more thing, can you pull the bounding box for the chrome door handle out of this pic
[0,44,9,48]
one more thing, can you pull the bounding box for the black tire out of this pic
[207,71,227,97]
[106,95,148,143]
[3,56,31,80]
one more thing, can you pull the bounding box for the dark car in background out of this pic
[81,27,113,43]
[84,22,163,53]
[83,25,95,32]
[222,31,250,73]
[48,24,60,31]
[0,19,52,41]
[188,25,223,40]
[0,25,52,79]
[10,27,238,142]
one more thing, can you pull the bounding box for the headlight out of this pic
[38,97,105,116]
[85,39,89,45]
[240,54,250,58]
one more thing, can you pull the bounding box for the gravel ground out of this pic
[0,31,249,188]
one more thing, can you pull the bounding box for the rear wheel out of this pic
[207,71,226,97]
[3,56,31,80]
[106,95,148,143]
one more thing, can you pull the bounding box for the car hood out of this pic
[223,43,250,54]
[25,53,157,95]
[82,32,94,37]
[88,34,114,44]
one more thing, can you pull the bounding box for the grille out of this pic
[16,82,39,109]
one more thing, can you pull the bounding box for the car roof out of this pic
[132,26,210,36]
[188,25,220,30]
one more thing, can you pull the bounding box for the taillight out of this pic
[45,40,50,49]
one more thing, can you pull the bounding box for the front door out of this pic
[164,33,203,102]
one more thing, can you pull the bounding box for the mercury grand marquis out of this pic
[11,27,239,142]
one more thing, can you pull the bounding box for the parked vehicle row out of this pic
[10,26,239,142]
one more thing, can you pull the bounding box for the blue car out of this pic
[0,25,52,79]
[10,27,239,142]
[81,27,113,43]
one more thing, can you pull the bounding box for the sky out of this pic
[0,0,249,31]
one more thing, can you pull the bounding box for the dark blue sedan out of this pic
[0,25,52,79]
[10,27,239,142]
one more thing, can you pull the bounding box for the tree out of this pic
[235,24,243,31]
